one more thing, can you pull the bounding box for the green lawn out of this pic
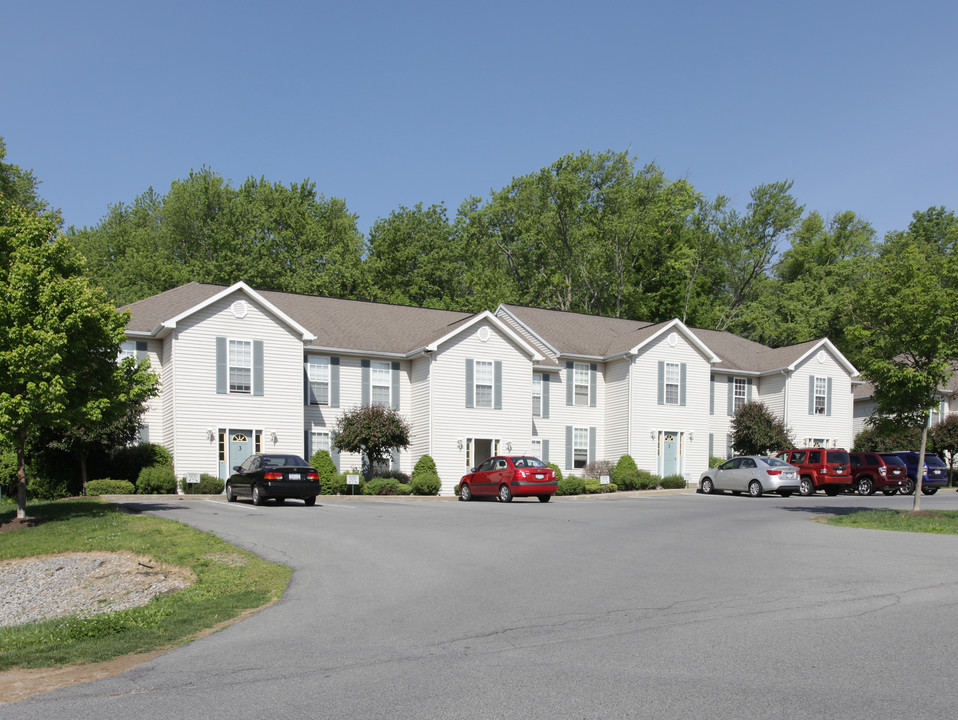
[0,499,291,670]
[823,508,958,535]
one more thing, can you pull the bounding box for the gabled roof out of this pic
[122,283,540,359]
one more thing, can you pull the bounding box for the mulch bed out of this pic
[0,516,46,533]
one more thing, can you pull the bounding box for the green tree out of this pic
[69,168,367,304]
[849,211,958,510]
[729,401,794,456]
[0,137,49,215]
[332,405,411,481]
[930,414,958,485]
[0,203,154,518]
[852,424,923,453]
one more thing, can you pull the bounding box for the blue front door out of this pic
[229,430,253,474]
[663,431,679,477]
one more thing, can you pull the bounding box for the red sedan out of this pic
[459,456,557,503]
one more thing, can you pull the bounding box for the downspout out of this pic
[781,369,789,428]
[628,354,634,459]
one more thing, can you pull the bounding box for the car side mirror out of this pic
[469,467,476,473]
[232,466,241,472]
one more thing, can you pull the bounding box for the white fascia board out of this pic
[427,310,544,362]
[710,368,761,377]
[494,305,560,357]
[305,346,408,359]
[160,281,316,342]
[784,339,859,377]
[629,318,721,364]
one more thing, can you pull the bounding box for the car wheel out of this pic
[538,495,551,503]
[304,496,317,506]
[225,482,236,502]
[252,484,264,506]
[701,478,714,494]
[881,488,898,496]
[779,491,792,498]
[498,484,513,503]
[902,478,916,495]
[921,486,938,496]
[748,480,763,498]
[459,483,472,502]
[857,477,874,496]
[799,477,815,496]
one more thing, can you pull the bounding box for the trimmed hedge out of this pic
[411,455,438,481]
[362,478,412,495]
[547,463,564,483]
[181,473,225,494]
[310,450,340,489]
[635,469,661,490]
[584,478,617,494]
[556,476,585,496]
[410,472,441,496]
[660,474,687,489]
[136,464,177,494]
[86,479,136,495]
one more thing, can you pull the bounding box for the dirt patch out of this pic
[0,516,46,533]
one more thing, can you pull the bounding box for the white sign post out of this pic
[347,474,360,495]
[600,475,610,485]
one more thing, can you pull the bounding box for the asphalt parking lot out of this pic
[5,490,958,720]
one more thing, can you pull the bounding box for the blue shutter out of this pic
[679,363,687,406]
[304,430,311,460]
[494,361,502,410]
[657,361,664,405]
[727,377,734,416]
[710,375,715,415]
[253,340,264,396]
[589,427,596,465]
[216,337,227,394]
[304,356,314,405]
[566,362,574,406]
[330,357,340,408]
[361,359,370,407]
[826,377,833,416]
[465,359,474,408]
[808,376,816,415]
[709,433,714,457]
[565,426,573,470]
[542,374,550,419]
[746,377,753,402]
[589,363,597,408]
[135,341,148,360]
[542,439,550,464]
[391,361,400,410]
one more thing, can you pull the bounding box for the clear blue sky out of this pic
[3,0,955,239]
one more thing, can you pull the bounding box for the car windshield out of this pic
[762,457,792,468]
[826,451,850,464]
[925,456,947,468]
[512,457,546,468]
[262,455,308,468]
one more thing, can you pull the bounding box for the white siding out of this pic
[429,321,534,495]
[789,349,854,449]
[604,357,631,462]
[409,355,432,464]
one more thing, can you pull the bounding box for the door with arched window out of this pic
[229,430,253,473]
[662,431,679,477]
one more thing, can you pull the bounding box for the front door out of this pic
[662,431,679,477]
[229,430,253,473]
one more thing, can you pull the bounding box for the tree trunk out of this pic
[79,450,89,496]
[16,444,27,519]
[914,421,929,512]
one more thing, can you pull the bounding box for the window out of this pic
[573,427,588,469]
[574,363,590,406]
[532,374,542,417]
[229,340,252,393]
[119,341,136,363]
[531,438,542,459]
[311,431,330,454]
[475,360,493,408]
[664,363,680,405]
[308,357,330,405]
[371,360,391,406]
[733,378,747,413]
[814,378,827,415]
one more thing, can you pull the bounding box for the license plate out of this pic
[535,473,544,479]
[288,473,301,480]
[785,472,795,479]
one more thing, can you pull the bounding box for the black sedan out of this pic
[225,453,321,506]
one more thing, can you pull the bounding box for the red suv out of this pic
[775,448,852,496]
[848,452,908,496]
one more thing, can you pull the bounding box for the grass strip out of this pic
[0,499,291,670]
[823,508,958,534]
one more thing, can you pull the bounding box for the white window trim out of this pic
[370,359,392,407]
[229,338,252,394]
[573,427,589,469]
[664,362,680,405]
[574,362,590,406]
[814,378,827,415]
[532,373,542,417]
[475,360,493,409]
[733,377,747,413]
[308,357,330,406]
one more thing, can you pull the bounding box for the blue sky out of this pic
[3,0,956,239]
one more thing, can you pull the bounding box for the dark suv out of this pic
[776,448,853,496]
[849,452,908,496]
[886,451,949,495]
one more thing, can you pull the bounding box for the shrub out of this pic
[547,463,563,483]
[321,472,349,495]
[374,469,410,483]
[362,478,411,495]
[110,443,173,482]
[0,449,19,500]
[27,474,72,500]
[660,474,687,489]
[410,472,441,496]
[582,459,615,480]
[136,464,177,494]
[411,455,438,481]
[196,474,225,494]
[86,479,136,495]
[613,455,639,486]
[635,469,661,490]
[709,456,725,468]
[556,476,585,496]
[310,450,340,488]
[584,478,617,494]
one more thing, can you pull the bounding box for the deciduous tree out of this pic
[729,401,795,456]
[332,405,411,481]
